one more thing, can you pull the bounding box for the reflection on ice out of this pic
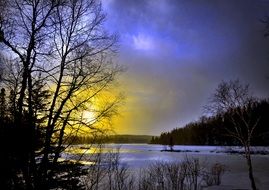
[58,157,96,166]
[60,144,269,189]
[61,144,269,168]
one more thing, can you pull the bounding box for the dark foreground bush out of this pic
[137,157,226,190]
[81,153,226,190]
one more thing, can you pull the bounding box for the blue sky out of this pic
[101,0,269,135]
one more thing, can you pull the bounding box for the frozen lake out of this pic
[62,144,269,189]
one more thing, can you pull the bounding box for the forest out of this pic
[151,99,269,146]
[68,134,153,144]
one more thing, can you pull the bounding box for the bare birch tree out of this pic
[0,0,121,189]
[206,79,259,190]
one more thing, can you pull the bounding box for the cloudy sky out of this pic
[101,0,269,135]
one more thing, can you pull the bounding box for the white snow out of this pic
[63,144,269,190]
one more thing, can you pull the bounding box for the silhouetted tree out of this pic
[169,136,174,151]
[0,0,121,189]
[206,79,259,190]
[0,88,6,120]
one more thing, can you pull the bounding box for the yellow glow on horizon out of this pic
[59,82,124,136]
[106,73,174,135]
[51,72,160,136]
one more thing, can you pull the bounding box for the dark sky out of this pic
[101,0,269,135]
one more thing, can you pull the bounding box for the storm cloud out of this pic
[102,0,269,135]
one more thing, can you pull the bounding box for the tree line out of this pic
[151,98,269,146]
[68,134,153,144]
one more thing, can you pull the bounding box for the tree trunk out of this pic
[245,147,257,190]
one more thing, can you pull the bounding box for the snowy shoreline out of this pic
[63,144,269,190]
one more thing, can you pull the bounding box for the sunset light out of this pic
[0,0,269,189]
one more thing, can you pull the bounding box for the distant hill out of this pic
[67,134,154,144]
[106,135,153,144]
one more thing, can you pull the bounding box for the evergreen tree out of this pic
[0,88,6,121]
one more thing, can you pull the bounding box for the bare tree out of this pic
[206,79,259,190]
[137,157,223,190]
[0,0,122,189]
